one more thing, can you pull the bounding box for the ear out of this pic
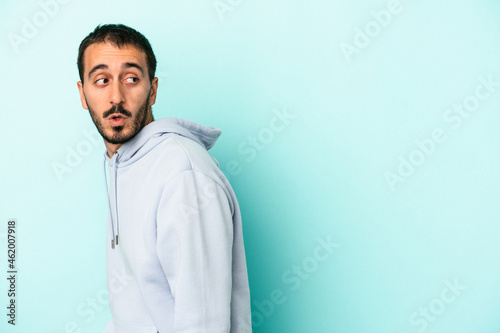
[149,77,159,106]
[77,81,89,110]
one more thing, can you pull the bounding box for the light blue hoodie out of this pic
[102,117,252,333]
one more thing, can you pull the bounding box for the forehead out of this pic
[83,42,147,73]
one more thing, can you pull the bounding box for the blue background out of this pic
[1,0,500,332]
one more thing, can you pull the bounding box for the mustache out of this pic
[103,105,133,119]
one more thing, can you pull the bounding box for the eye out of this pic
[95,78,108,85]
[125,77,139,83]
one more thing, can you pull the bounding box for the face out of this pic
[77,42,158,154]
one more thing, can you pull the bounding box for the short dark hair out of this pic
[77,24,157,83]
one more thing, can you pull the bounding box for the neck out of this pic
[105,142,122,158]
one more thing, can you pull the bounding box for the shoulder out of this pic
[153,134,235,214]
[151,133,220,176]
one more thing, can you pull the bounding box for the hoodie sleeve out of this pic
[156,169,234,332]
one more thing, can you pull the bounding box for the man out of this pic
[76,24,252,332]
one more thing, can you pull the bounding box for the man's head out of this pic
[77,24,158,156]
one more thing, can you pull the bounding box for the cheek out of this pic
[130,91,151,108]
[84,89,106,107]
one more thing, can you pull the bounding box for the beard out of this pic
[86,90,151,145]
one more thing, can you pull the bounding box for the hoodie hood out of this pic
[103,117,222,249]
[106,117,222,166]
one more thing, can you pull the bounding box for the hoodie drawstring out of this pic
[114,153,119,246]
[103,154,120,249]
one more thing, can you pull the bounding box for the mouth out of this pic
[108,113,127,127]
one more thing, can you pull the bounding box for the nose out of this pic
[109,80,125,106]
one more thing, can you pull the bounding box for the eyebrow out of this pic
[87,62,145,80]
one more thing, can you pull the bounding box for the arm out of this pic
[156,170,234,332]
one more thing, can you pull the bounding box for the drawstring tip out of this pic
[111,239,115,249]
[116,235,119,245]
